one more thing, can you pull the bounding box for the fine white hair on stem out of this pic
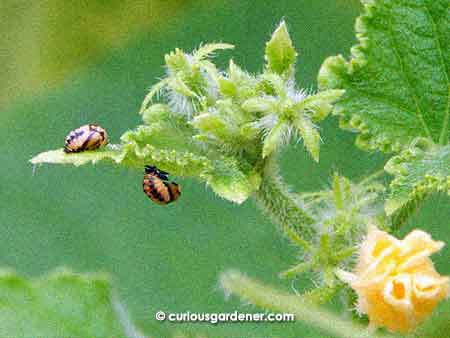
[112,295,147,338]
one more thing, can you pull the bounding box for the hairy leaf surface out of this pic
[265,21,297,76]
[319,0,450,152]
[385,140,450,214]
[31,144,257,204]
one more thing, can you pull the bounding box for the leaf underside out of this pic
[30,145,256,204]
[319,0,450,152]
[0,269,130,338]
[385,141,450,215]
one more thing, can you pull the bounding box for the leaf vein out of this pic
[386,7,432,139]
[423,2,450,144]
[349,87,416,121]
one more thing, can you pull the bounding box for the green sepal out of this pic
[294,115,321,162]
[219,60,258,101]
[262,120,286,158]
[293,89,345,122]
[241,97,277,114]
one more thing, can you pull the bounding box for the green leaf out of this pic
[141,103,173,124]
[139,78,170,115]
[293,89,345,122]
[319,0,450,152]
[122,114,200,155]
[0,269,142,338]
[241,97,276,113]
[118,141,212,178]
[31,98,261,204]
[265,20,297,76]
[384,139,450,215]
[389,192,428,231]
[30,148,121,167]
[193,43,234,60]
[219,60,258,100]
[31,119,211,178]
[206,157,261,204]
[294,115,321,162]
[167,75,199,98]
[279,262,313,279]
[192,112,228,134]
[31,146,256,203]
[31,104,209,173]
[165,48,191,73]
[301,286,341,305]
[191,112,239,143]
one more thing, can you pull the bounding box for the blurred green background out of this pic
[1,1,449,337]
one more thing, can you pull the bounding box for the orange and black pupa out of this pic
[64,124,108,153]
[143,165,181,205]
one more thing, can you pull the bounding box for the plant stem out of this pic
[112,296,147,338]
[254,155,315,249]
[220,270,394,338]
[358,168,386,185]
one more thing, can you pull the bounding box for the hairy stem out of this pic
[112,296,148,338]
[358,168,385,185]
[220,270,393,338]
[254,155,315,248]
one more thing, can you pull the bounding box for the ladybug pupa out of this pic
[64,124,108,153]
[143,165,181,205]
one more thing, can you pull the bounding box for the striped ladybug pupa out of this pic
[64,124,108,153]
[143,165,181,205]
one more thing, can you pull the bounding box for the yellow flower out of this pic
[337,226,450,333]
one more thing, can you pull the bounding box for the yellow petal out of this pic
[340,226,449,333]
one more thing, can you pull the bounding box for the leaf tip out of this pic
[265,19,297,75]
[30,149,66,165]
